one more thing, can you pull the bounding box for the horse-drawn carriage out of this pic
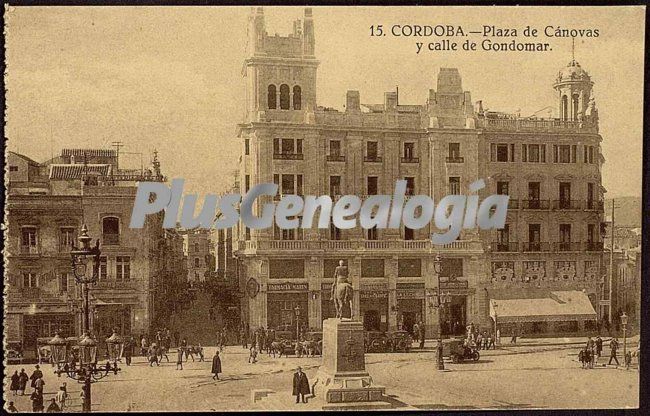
[7,341,23,364]
[301,331,323,357]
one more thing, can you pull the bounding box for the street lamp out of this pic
[433,253,446,370]
[52,225,120,412]
[493,302,499,347]
[48,331,68,368]
[621,312,628,357]
[106,329,125,364]
[294,305,301,341]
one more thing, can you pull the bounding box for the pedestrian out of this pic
[124,339,132,366]
[140,336,148,356]
[148,344,160,367]
[18,369,29,395]
[249,345,258,363]
[212,351,222,380]
[418,321,425,349]
[30,389,44,412]
[6,401,18,413]
[55,386,68,410]
[595,335,603,360]
[197,344,205,362]
[174,331,180,348]
[487,331,495,349]
[34,375,45,395]
[46,398,61,413]
[176,347,184,370]
[30,365,43,389]
[510,328,517,344]
[625,351,632,370]
[10,371,20,395]
[608,337,620,366]
[586,337,595,368]
[292,366,310,404]
[294,340,303,358]
[413,322,420,344]
[240,327,248,349]
[476,332,483,350]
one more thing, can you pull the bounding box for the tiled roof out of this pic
[489,290,597,323]
[61,149,117,158]
[49,164,112,180]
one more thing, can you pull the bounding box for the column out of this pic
[387,257,398,332]
[307,257,321,329]
[351,257,362,319]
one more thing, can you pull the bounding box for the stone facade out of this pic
[5,149,171,359]
[234,8,605,338]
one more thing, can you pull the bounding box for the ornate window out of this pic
[293,86,301,110]
[279,84,290,110]
[267,85,277,109]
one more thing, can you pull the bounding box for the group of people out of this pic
[579,335,637,370]
[412,321,426,349]
[8,365,69,413]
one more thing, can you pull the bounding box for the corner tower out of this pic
[243,7,319,123]
[553,58,594,122]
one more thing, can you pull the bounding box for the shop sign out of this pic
[396,282,425,290]
[440,280,468,289]
[396,289,425,299]
[360,283,388,291]
[360,291,388,299]
[267,282,309,292]
[321,282,333,291]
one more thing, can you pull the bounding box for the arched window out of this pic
[267,85,277,109]
[561,95,568,121]
[572,95,579,121]
[279,84,290,110]
[293,86,302,110]
[102,217,120,245]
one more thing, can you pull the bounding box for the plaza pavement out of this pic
[4,336,639,412]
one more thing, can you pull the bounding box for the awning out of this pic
[489,291,597,323]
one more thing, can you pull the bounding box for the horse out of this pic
[333,281,353,319]
[268,341,285,358]
[301,340,321,357]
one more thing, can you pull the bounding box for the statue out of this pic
[330,260,354,319]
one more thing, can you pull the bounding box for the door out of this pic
[559,182,571,208]
[528,182,540,208]
[528,224,541,251]
[402,312,416,334]
[363,310,380,331]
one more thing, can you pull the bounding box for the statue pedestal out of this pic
[317,318,385,404]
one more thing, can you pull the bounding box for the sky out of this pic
[5,6,645,198]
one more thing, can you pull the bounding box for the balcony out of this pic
[326,155,346,162]
[585,200,604,211]
[521,242,551,252]
[102,234,120,246]
[364,156,382,163]
[507,199,519,209]
[237,239,484,253]
[585,242,604,252]
[491,242,519,252]
[273,193,303,201]
[445,156,465,163]
[6,287,63,303]
[553,242,582,252]
[94,279,139,290]
[20,245,39,255]
[521,199,550,210]
[401,157,420,163]
[552,200,582,210]
[273,153,304,161]
[476,116,597,133]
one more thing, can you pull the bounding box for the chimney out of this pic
[346,90,360,112]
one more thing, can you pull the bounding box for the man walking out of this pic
[595,335,603,360]
[176,347,184,370]
[586,336,595,368]
[292,367,310,404]
[412,322,420,344]
[418,321,425,349]
[608,337,620,366]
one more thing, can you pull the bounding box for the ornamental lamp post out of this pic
[433,253,446,370]
[493,302,499,347]
[106,329,125,365]
[48,331,68,368]
[294,305,301,341]
[621,312,628,357]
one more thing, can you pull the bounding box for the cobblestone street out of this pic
[5,337,639,412]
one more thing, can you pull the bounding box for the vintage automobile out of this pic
[448,338,480,363]
[6,341,23,364]
[387,330,413,352]
[364,331,390,353]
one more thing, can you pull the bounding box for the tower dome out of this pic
[557,60,591,83]
[553,58,594,122]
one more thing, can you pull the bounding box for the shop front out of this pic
[360,283,389,332]
[266,282,309,337]
[396,282,425,336]
[440,278,469,336]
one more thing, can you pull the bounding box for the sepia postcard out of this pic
[3,4,644,412]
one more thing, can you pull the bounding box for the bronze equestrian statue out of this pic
[330,260,354,319]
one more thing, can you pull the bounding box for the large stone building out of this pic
[5,148,175,358]
[181,228,215,283]
[234,8,606,337]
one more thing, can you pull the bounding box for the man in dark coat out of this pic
[18,369,29,395]
[292,367,310,404]
[418,321,425,349]
[608,337,620,366]
[595,335,603,358]
[212,351,222,380]
[30,365,43,389]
